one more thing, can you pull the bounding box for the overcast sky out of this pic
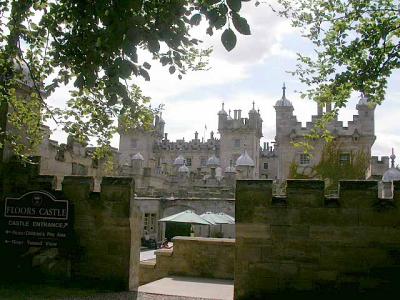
[48,2,400,158]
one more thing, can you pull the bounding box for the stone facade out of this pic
[235,179,400,298]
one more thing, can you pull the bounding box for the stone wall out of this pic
[62,176,136,289]
[0,161,139,290]
[140,236,235,285]
[235,179,400,299]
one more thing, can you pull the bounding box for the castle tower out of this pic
[274,83,295,179]
[118,112,162,168]
[218,102,262,178]
[356,93,375,136]
[354,93,376,158]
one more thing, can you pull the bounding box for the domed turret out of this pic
[275,83,293,107]
[218,102,227,115]
[249,101,258,114]
[236,150,255,167]
[382,149,400,182]
[207,154,220,168]
[178,164,190,174]
[173,154,185,166]
[132,152,144,161]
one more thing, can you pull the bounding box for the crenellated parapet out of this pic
[154,136,220,152]
[235,179,400,298]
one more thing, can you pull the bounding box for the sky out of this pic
[48,1,400,158]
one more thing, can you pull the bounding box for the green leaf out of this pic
[148,38,160,53]
[221,28,237,51]
[214,15,226,29]
[119,59,134,79]
[139,68,150,81]
[143,62,151,70]
[74,74,84,89]
[169,65,176,74]
[160,56,169,66]
[227,0,241,12]
[107,94,118,106]
[232,13,251,35]
[190,14,202,26]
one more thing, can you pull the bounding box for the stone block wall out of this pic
[235,179,400,299]
[140,236,235,285]
[0,164,139,290]
[62,176,135,288]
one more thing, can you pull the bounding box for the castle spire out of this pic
[391,148,396,168]
[218,101,227,115]
[282,82,286,99]
[252,101,255,110]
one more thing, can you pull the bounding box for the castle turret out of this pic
[275,83,294,138]
[218,102,262,178]
[274,83,295,180]
[218,102,228,130]
[356,93,375,136]
[155,112,165,138]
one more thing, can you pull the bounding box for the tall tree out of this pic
[0,0,252,160]
[275,0,399,122]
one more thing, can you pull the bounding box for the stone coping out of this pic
[172,236,235,245]
[140,259,156,268]
[155,249,173,256]
[135,197,235,201]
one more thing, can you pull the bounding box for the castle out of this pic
[2,79,391,242]
[118,84,381,184]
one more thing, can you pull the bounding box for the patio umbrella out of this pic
[217,212,235,224]
[200,212,232,225]
[158,210,212,225]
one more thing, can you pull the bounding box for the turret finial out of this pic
[222,102,225,110]
[282,82,286,99]
[391,148,396,168]
[252,101,255,110]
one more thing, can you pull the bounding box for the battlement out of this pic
[154,136,219,152]
[371,155,390,164]
[235,179,400,298]
[277,99,375,139]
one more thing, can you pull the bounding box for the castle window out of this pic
[131,138,137,149]
[299,154,310,165]
[144,213,157,233]
[234,139,240,148]
[186,158,192,166]
[340,153,350,165]
[263,162,269,169]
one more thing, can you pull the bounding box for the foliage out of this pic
[289,141,370,189]
[0,0,253,160]
[274,0,398,136]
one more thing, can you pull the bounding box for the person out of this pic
[160,238,172,249]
